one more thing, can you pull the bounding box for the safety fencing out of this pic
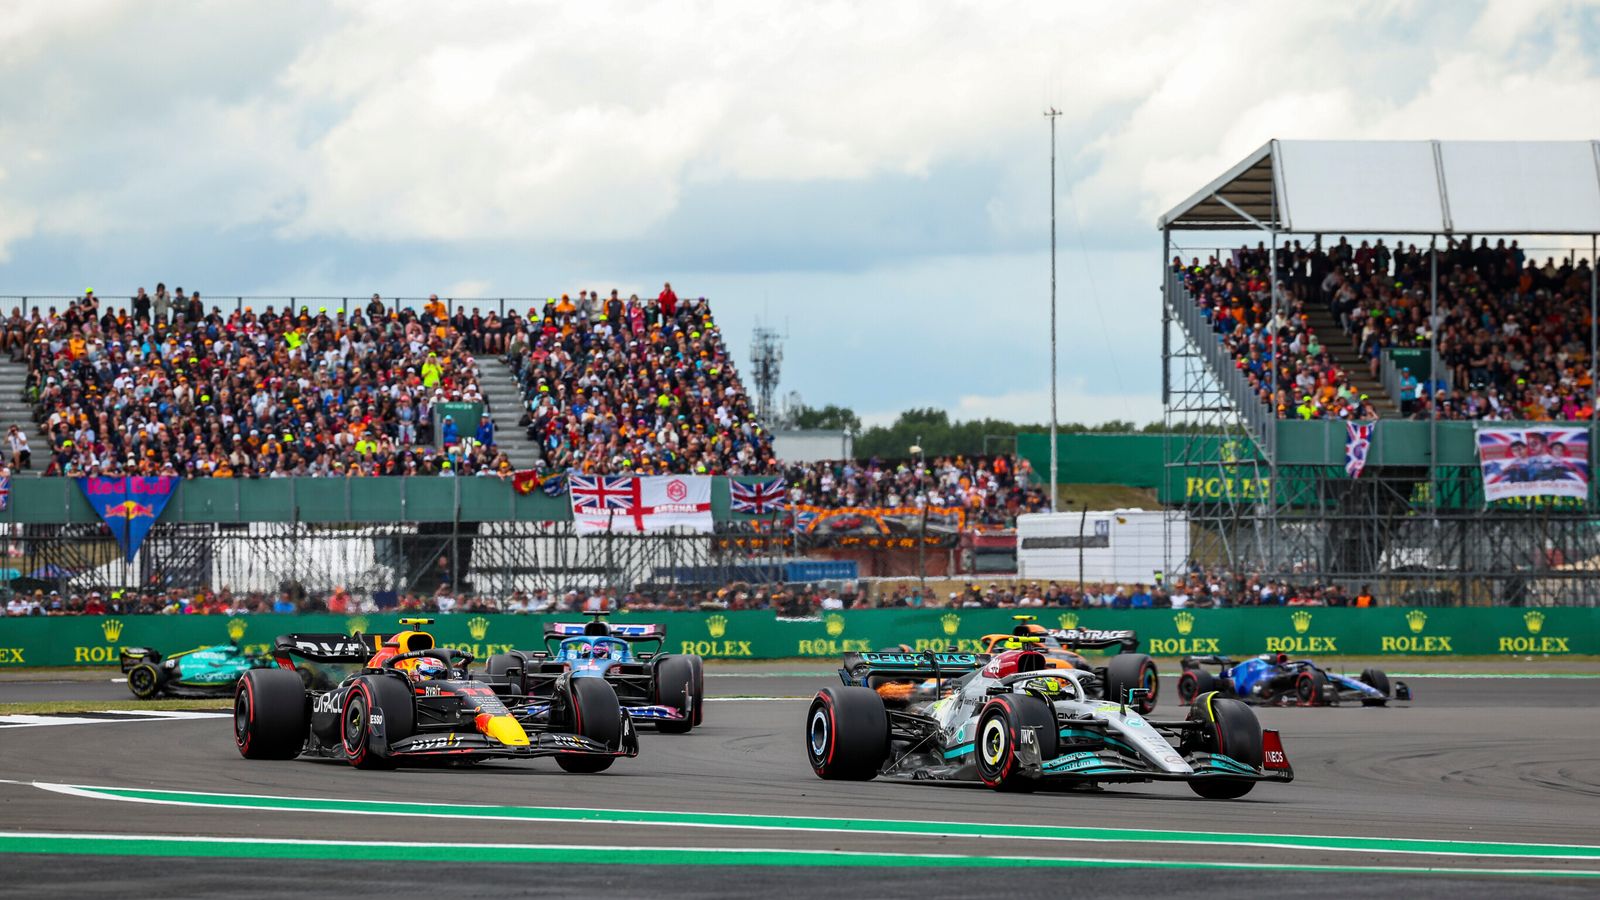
[1,607,1594,667]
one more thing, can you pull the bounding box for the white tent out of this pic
[1160,139,1600,235]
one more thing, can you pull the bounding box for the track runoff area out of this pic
[2,663,1598,898]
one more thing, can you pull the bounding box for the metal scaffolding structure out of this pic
[1158,139,1600,606]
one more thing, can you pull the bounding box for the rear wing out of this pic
[274,633,385,664]
[544,621,666,642]
[1049,628,1141,653]
[839,650,989,686]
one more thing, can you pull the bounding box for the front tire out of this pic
[1295,671,1323,706]
[653,655,697,734]
[1361,668,1391,702]
[127,662,162,700]
[975,694,1057,792]
[557,677,623,773]
[235,668,307,760]
[806,687,888,781]
[1105,653,1159,712]
[1186,692,1262,800]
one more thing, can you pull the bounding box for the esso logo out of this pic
[666,479,687,501]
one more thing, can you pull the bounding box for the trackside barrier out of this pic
[1,608,1596,667]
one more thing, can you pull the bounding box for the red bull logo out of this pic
[104,500,157,518]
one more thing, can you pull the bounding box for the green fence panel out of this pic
[400,479,457,522]
[3,607,1593,668]
[436,402,485,441]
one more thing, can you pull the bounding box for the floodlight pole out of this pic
[1046,107,1062,511]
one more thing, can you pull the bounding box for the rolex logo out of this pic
[1406,610,1427,634]
[347,616,370,636]
[941,613,961,636]
[1291,610,1313,634]
[707,615,728,638]
[101,619,124,641]
[1173,611,1195,636]
[1058,612,1079,630]
[1524,611,1545,634]
[824,613,846,637]
[467,616,490,640]
[226,618,248,641]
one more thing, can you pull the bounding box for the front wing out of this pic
[387,724,640,761]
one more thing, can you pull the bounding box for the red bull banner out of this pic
[78,476,179,562]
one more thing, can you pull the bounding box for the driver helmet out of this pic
[1274,652,1290,665]
[412,658,448,681]
[592,642,611,659]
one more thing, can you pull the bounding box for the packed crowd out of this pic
[1176,237,1598,421]
[507,283,777,476]
[11,289,513,477]
[6,570,1376,617]
[780,454,1048,525]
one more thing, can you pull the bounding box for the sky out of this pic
[2,0,1599,427]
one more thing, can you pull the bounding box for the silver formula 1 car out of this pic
[806,648,1293,799]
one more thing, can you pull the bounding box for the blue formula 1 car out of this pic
[120,643,327,700]
[1176,654,1411,707]
[486,613,705,733]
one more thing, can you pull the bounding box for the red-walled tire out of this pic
[1177,669,1216,704]
[975,694,1056,792]
[235,668,307,760]
[1295,672,1323,706]
[806,687,887,781]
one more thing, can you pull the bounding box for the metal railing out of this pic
[1164,271,1275,453]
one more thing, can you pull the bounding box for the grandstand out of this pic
[1159,139,1600,606]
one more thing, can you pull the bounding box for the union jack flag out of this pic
[1345,422,1374,478]
[731,477,786,514]
[0,475,8,511]
[569,474,636,511]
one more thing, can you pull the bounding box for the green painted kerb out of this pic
[2,833,1598,879]
[65,785,1600,861]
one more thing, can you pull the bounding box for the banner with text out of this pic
[77,476,180,563]
[1477,427,1590,503]
[568,475,713,535]
[1,607,1594,667]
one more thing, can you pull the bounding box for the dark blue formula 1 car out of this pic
[1176,654,1411,707]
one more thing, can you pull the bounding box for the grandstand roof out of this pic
[1159,139,1600,235]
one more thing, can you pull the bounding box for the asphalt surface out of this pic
[1,667,1597,897]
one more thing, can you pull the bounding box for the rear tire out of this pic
[653,655,697,734]
[1186,692,1262,800]
[1176,668,1216,704]
[806,687,888,781]
[975,694,1056,792]
[557,678,622,773]
[127,662,162,700]
[688,655,705,726]
[235,668,307,760]
[1105,653,1159,712]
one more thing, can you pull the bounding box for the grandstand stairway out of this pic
[1299,305,1400,417]
[476,357,543,472]
[0,354,34,473]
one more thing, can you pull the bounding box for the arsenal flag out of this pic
[568,474,713,535]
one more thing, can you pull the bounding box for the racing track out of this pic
[2,668,1598,898]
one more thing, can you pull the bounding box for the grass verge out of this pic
[0,699,230,715]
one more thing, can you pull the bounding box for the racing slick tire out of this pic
[127,662,163,700]
[1294,671,1324,706]
[1360,668,1392,705]
[486,653,528,695]
[342,676,415,769]
[1176,668,1216,704]
[806,687,888,781]
[235,668,308,760]
[652,655,697,734]
[1186,692,1263,800]
[556,677,623,773]
[1105,653,1159,713]
[975,694,1058,793]
[688,655,705,726]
